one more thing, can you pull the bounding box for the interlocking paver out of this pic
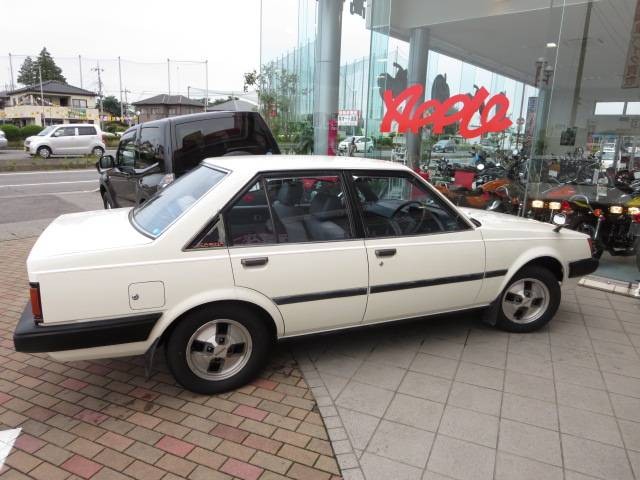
[0,236,340,480]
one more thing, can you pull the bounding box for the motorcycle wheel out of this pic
[570,215,604,259]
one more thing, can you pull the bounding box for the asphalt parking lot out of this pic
[1,171,640,480]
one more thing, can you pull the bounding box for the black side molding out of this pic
[568,258,599,278]
[371,269,508,294]
[14,301,161,353]
[273,287,367,306]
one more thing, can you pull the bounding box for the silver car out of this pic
[0,130,7,150]
[24,124,105,158]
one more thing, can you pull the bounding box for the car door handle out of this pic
[241,257,269,267]
[375,248,397,257]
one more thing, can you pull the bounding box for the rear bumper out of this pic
[568,258,599,278]
[13,301,161,353]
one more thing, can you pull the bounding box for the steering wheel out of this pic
[391,200,444,234]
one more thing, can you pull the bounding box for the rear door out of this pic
[349,170,487,324]
[77,125,98,154]
[227,171,369,335]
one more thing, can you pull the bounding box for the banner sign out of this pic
[338,109,360,126]
[380,84,512,138]
[622,0,640,88]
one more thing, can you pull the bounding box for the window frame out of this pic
[345,169,475,239]
[187,170,362,251]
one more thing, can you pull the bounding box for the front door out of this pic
[50,126,77,155]
[349,171,486,324]
[227,172,368,335]
[109,129,138,206]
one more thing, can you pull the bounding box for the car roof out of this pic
[203,155,412,174]
[54,124,99,128]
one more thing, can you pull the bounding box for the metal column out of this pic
[406,27,430,169]
[313,0,343,155]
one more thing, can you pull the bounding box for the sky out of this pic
[0,0,263,101]
[0,0,373,103]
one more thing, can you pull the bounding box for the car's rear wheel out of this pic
[37,146,52,158]
[495,265,560,333]
[165,304,273,394]
[92,146,104,158]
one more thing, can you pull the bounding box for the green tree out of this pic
[35,47,66,83]
[17,57,37,86]
[100,96,122,116]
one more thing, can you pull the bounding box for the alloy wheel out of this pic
[186,319,253,381]
[501,278,550,324]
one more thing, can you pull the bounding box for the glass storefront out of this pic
[260,0,640,295]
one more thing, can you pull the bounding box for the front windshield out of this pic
[37,126,55,136]
[132,165,226,238]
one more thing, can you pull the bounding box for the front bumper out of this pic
[14,301,161,353]
[568,258,599,278]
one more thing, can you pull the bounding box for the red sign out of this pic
[327,119,338,156]
[380,84,512,138]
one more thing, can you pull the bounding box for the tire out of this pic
[37,146,52,158]
[495,265,561,333]
[92,146,104,158]
[165,304,273,394]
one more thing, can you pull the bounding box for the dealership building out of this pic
[260,0,640,293]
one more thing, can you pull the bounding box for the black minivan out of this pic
[97,111,280,208]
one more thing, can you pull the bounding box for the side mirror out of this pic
[96,154,115,172]
[552,213,567,232]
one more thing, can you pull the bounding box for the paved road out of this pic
[0,169,103,240]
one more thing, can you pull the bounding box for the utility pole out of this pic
[187,86,191,99]
[8,53,14,90]
[205,59,209,112]
[118,56,124,121]
[78,55,83,88]
[38,65,45,125]
[167,58,171,94]
[123,89,131,125]
[92,62,104,129]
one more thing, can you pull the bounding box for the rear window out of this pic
[78,126,97,136]
[131,165,226,237]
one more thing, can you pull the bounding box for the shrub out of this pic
[20,125,43,139]
[0,124,20,141]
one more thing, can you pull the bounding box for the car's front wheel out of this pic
[37,146,52,158]
[92,146,104,158]
[165,304,273,394]
[495,265,560,333]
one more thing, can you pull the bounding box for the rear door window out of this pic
[173,114,276,176]
[78,126,97,136]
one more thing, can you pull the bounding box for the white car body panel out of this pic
[21,155,594,364]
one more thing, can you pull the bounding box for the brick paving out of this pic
[0,237,341,480]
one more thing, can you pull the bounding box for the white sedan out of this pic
[14,156,597,394]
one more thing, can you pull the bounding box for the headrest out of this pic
[277,182,303,206]
[310,193,342,220]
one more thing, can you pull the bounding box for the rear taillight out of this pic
[632,213,640,224]
[29,283,43,322]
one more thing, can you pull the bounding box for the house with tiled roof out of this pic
[132,94,204,122]
[0,80,99,126]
